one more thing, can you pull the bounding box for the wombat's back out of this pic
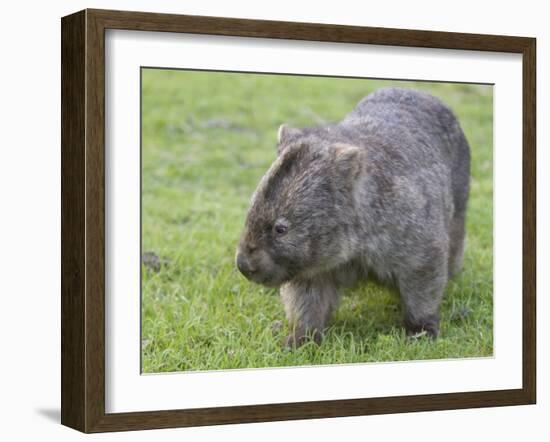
[345,88,470,217]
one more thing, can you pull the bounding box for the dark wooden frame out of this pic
[61,8,536,433]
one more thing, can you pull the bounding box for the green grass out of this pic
[141,69,493,373]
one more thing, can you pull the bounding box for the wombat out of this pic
[236,87,470,347]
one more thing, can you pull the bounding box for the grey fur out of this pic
[236,88,471,347]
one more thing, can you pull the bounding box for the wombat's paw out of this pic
[283,329,322,349]
[404,315,440,339]
[407,330,428,340]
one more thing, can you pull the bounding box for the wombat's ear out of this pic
[277,124,302,155]
[332,143,366,181]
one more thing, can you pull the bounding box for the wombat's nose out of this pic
[236,252,257,278]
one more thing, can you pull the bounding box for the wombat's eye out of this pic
[274,223,288,235]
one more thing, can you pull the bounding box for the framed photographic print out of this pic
[61,9,536,433]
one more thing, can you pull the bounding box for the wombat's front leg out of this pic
[397,259,448,338]
[280,277,340,348]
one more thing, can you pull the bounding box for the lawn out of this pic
[141,69,493,373]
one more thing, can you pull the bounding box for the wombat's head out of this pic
[235,125,366,287]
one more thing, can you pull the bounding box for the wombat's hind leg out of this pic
[397,259,448,339]
[280,277,340,348]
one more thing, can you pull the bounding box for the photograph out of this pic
[140,69,494,373]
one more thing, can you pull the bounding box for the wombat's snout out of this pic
[236,250,257,279]
[235,245,284,286]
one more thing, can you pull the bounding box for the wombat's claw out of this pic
[283,330,322,349]
[283,334,305,349]
[404,315,440,339]
[408,330,428,340]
